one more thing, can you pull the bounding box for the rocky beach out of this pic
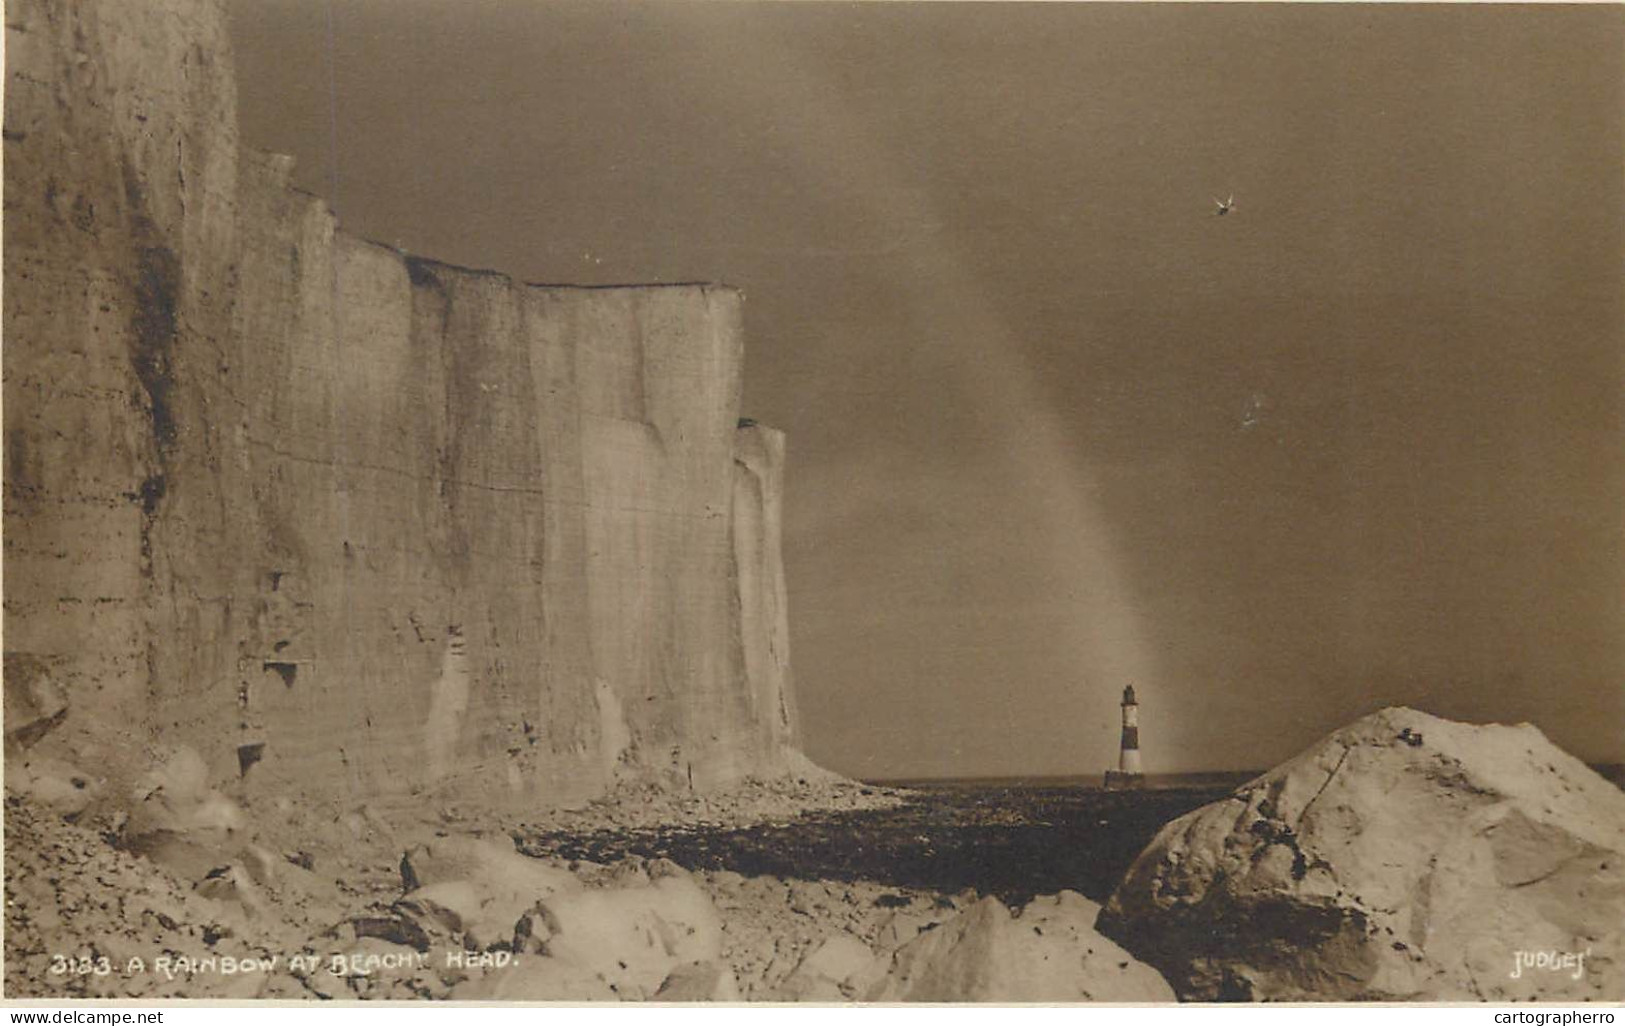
[8,707,1623,1001]
[4,763,1196,1001]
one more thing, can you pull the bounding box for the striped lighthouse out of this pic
[1118,684,1142,775]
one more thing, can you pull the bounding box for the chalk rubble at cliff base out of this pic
[1099,706,1625,1002]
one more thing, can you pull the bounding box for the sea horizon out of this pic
[865,762,1625,792]
[861,770,1263,791]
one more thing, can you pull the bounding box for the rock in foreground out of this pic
[1101,707,1625,1001]
[865,891,1173,1002]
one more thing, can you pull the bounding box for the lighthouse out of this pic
[1118,684,1142,775]
[1103,684,1145,789]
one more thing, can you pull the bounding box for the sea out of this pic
[869,771,1261,791]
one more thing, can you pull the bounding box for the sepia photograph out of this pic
[3,0,1622,1007]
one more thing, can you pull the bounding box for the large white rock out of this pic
[864,891,1174,1002]
[655,961,743,1002]
[773,934,882,1001]
[120,747,250,880]
[397,835,576,949]
[434,858,726,1001]
[531,870,724,999]
[3,654,67,752]
[6,753,101,819]
[1101,707,1625,1001]
[445,957,618,1001]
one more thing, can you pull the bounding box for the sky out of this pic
[226,0,1624,778]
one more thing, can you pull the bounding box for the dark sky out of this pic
[227,1,1624,778]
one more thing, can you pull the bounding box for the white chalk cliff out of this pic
[3,0,809,807]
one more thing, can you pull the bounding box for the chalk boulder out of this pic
[3,654,68,751]
[6,753,102,819]
[397,835,575,950]
[656,961,743,1001]
[120,748,250,880]
[443,863,724,1001]
[446,957,618,1002]
[774,934,882,1000]
[530,869,724,999]
[1101,707,1625,1001]
[864,891,1174,1002]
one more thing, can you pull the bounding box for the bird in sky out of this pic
[1213,194,1235,216]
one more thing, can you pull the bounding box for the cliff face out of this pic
[3,0,804,805]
